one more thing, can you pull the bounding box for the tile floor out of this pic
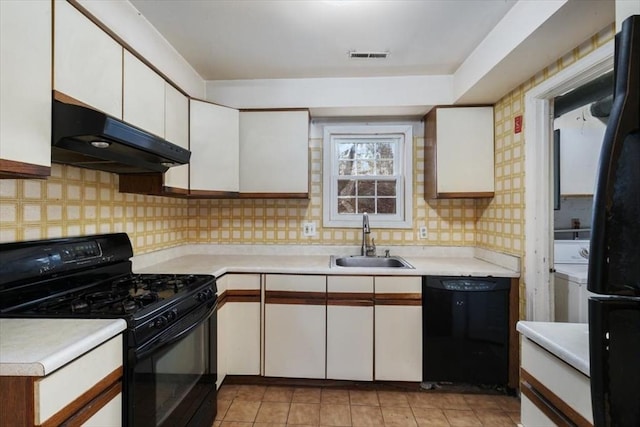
[213,384,521,426]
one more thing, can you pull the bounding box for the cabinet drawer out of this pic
[265,274,325,292]
[35,335,122,425]
[521,337,592,424]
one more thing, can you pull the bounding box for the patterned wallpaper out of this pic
[0,164,189,251]
[476,24,615,258]
[0,25,615,263]
[0,135,477,254]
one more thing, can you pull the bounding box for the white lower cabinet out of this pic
[0,334,123,426]
[264,275,326,379]
[326,276,374,381]
[374,277,422,381]
[216,274,261,388]
[224,274,261,375]
[520,336,592,426]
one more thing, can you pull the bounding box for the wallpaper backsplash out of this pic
[0,134,477,254]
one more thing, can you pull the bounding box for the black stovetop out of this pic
[0,234,217,348]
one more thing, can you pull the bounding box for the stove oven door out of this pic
[127,301,217,427]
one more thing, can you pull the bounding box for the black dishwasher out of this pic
[422,276,510,387]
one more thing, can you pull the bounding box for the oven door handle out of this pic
[134,300,216,361]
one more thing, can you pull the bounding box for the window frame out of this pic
[322,124,413,229]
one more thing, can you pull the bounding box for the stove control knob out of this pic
[196,292,207,302]
[154,316,168,329]
[166,309,178,322]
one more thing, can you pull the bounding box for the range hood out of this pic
[52,100,190,174]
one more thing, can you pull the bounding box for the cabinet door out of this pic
[224,274,261,375]
[327,276,373,381]
[239,111,309,196]
[123,51,165,137]
[189,100,239,194]
[264,275,325,379]
[53,0,122,118]
[0,0,52,175]
[374,277,422,381]
[164,83,189,190]
[425,106,495,198]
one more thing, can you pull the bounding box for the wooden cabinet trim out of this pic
[435,191,495,199]
[327,292,374,307]
[40,366,123,427]
[374,293,422,306]
[0,159,50,179]
[0,376,36,427]
[521,368,593,427]
[238,192,309,199]
[218,289,261,308]
[265,290,326,305]
[57,381,121,427]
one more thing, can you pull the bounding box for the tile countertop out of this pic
[0,318,127,376]
[135,254,520,278]
[517,321,590,376]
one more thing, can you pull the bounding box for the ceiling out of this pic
[130,0,518,81]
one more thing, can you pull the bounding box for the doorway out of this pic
[523,41,614,321]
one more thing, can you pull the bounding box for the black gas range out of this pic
[0,233,218,426]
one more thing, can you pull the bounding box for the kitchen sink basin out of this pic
[330,255,414,269]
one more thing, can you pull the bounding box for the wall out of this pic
[475,24,615,318]
[0,164,189,252]
[0,130,477,253]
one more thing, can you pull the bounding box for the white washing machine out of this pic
[553,240,594,323]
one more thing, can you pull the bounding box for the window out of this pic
[323,124,413,228]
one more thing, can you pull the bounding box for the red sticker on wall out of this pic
[514,115,523,134]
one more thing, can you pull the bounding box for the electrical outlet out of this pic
[303,222,316,237]
[419,226,428,239]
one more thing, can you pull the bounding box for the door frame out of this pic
[523,41,614,321]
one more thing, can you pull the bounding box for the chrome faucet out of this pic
[361,212,376,256]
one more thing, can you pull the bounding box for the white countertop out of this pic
[517,321,590,376]
[555,264,588,284]
[0,318,127,376]
[136,253,519,278]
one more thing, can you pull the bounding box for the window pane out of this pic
[338,160,354,176]
[355,143,375,159]
[376,142,394,159]
[376,160,394,175]
[377,180,396,196]
[357,198,375,213]
[338,143,355,159]
[338,198,355,213]
[338,179,356,196]
[378,198,397,214]
[358,181,375,196]
[355,160,374,175]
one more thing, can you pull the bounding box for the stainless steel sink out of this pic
[330,255,414,269]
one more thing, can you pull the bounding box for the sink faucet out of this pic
[361,212,376,256]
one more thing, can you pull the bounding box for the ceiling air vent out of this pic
[348,51,389,59]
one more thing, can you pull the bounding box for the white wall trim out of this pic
[523,41,614,321]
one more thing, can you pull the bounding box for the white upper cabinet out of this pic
[53,0,122,118]
[425,106,495,198]
[0,0,52,175]
[123,51,165,137]
[164,83,190,191]
[189,100,239,194]
[239,111,309,196]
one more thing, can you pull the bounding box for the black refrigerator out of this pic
[587,14,640,427]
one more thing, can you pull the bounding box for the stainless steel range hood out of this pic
[52,100,190,174]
